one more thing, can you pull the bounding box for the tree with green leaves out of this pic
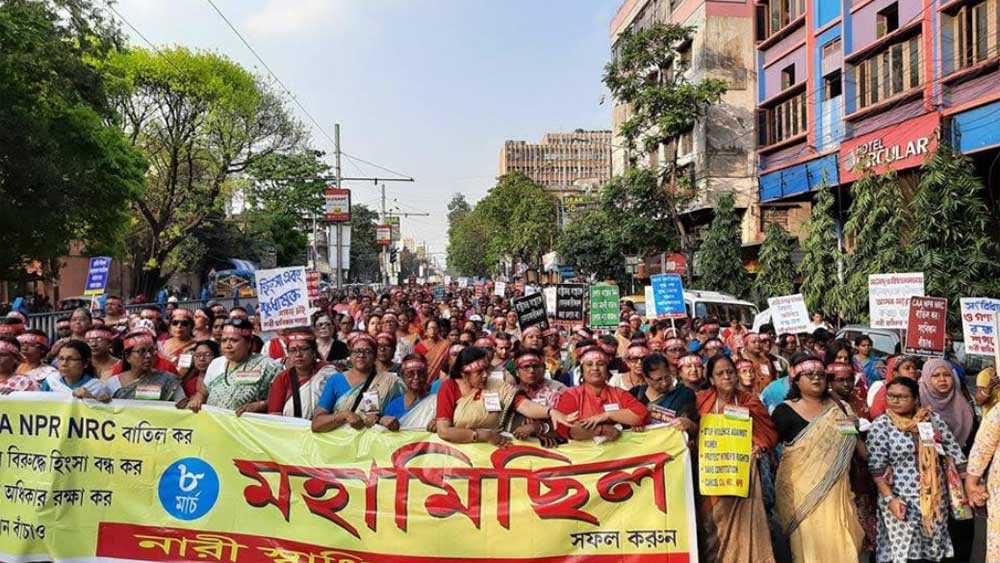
[798,185,844,318]
[101,46,304,295]
[447,209,491,277]
[556,169,677,283]
[447,193,471,227]
[752,222,796,307]
[347,205,380,283]
[0,0,146,281]
[695,192,749,298]
[908,142,1000,326]
[841,169,908,322]
[603,22,728,272]
[464,173,558,271]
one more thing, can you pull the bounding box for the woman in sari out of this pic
[311,332,404,432]
[773,353,863,563]
[868,376,967,563]
[382,354,437,431]
[106,331,186,402]
[42,340,110,401]
[630,353,697,431]
[179,340,218,399]
[267,329,336,420]
[313,312,349,365]
[85,327,119,380]
[415,318,450,381]
[695,354,777,563]
[375,332,401,376]
[610,341,648,391]
[556,347,647,442]
[192,307,214,341]
[966,393,1000,562]
[0,337,38,393]
[678,354,706,392]
[15,329,58,384]
[437,347,576,447]
[736,359,758,394]
[160,308,198,368]
[855,335,885,387]
[506,348,567,447]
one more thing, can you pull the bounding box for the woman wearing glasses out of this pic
[267,328,336,419]
[311,332,404,432]
[313,313,349,365]
[105,331,186,401]
[609,341,648,392]
[773,353,864,563]
[40,340,110,401]
[381,353,437,431]
[159,308,198,368]
[178,340,219,399]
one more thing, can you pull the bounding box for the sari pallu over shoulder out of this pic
[775,402,863,563]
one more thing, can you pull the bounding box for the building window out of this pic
[762,207,790,230]
[825,69,843,98]
[781,65,796,89]
[950,0,999,72]
[763,91,808,145]
[854,35,922,109]
[766,0,805,38]
[877,3,899,38]
[822,38,841,59]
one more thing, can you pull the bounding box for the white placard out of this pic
[255,266,309,331]
[960,298,1000,357]
[458,277,469,288]
[767,294,811,334]
[494,281,507,297]
[751,309,772,333]
[869,273,925,329]
[444,275,452,285]
[644,286,658,318]
[543,287,557,316]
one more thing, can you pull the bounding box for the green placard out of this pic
[589,284,620,328]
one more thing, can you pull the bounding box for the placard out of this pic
[83,257,112,296]
[698,413,752,497]
[305,270,321,301]
[869,273,925,329]
[960,298,1000,356]
[590,284,620,329]
[751,309,772,333]
[543,286,558,317]
[494,281,507,297]
[651,274,685,319]
[376,225,391,245]
[644,286,658,318]
[513,293,549,331]
[555,284,587,325]
[255,266,309,331]
[766,294,811,334]
[323,188,351,222]
[905,296,948,356]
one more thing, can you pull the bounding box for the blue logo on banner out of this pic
[158,457,219,520]
[651,274,686,318]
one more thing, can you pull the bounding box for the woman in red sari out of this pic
[415,318,450,381]
[556,347,648,442]
[695,354,777,563]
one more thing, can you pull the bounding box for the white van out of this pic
[627,290,758,325]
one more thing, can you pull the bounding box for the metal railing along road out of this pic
[25,297,259,336]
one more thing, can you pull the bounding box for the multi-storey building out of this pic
[610,0,761,249]
[498,130,612,197]
[756,0,1000,239]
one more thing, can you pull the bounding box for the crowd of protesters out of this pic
[0,281,998,563]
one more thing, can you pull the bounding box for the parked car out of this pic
[836,325,901,358]
[58,295,102,312]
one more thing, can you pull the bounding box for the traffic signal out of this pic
[390,247,398,263]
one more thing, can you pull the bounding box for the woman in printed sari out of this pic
[311,332,404,432]
[415,318,450,381]
[437,347,577,447]
[160,308,198,368]
[773,353,863,563]
[505,347,567,447]
[0,337,38,393]
[556,347,647,442]
[267,328,337,420]
[695,354,777,563]
[105,331,186,402]
[382,354,437,431]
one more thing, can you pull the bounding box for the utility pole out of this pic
[333,124,343,289]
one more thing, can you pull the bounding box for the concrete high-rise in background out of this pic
[610,0,761,256]
[498,129,612,197]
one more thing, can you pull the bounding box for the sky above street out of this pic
[113,0,618,264]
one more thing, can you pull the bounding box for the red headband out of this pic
[123,334,155,351]
[462,359,488,374]
[665,338,685,349]
[678,355,702,367]
[0,340,20,357]
[141,309,162,318]
[627,346,651,358]
[376,332,397,344]
[515,353,543,368]
[221,325,253,339]
[793,359,826,376]
[401,359,427,373]
[649,340,664,351]
[522,326,542,338]
[85,329,114,340]
[17,333,48,348]
[575,328,591,339]
[743,332,759,343]
[286,333,315,343]
[474,337,495,349]
[347,333,376,349]
[171,308,194,320]
[826,362,854,377]
[736,360,754,371]
[0,323,23,336]
[449,344,466,356]
[580,348,607,364]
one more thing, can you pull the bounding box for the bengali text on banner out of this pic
[0,394,697,563]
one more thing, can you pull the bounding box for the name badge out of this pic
[177,353,193,369]
[135,384,161,401]
[649,405,676,423]
[483,392,502,412]
[488,370,505,381]
[836,417,858,435]
[917,421,936,447]
[231,370,261,385]
[361,391,380,413]
[724,405,750,420]
[603,403,621,413]
[531,396,548,405]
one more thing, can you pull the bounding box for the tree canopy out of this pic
[695,192,748,298]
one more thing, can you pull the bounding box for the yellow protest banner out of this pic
[0,394,697,563]
[697,413,752,497]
